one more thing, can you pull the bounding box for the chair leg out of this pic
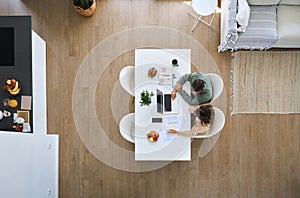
[129,96,135,113]
[207,12,216,26]
[188,11,216,31]
[188,12,201,31]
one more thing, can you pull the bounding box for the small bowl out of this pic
[147,131,159,142]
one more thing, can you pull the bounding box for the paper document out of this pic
[21,96,32,110]
[158,76,172,85]
[165,114,182,129]
[159,67,174,87]
[158,127,176,143]
[158,114,182,143]
[160,67,173,76]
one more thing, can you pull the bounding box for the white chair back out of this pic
[192,107,225,138]
[119,66,135,96]
[119,113,135,143]
[206,73,224,103]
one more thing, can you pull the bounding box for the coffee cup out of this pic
[15,117,25,132]
[172,59,179,67]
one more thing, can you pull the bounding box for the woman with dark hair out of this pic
[167,104,214,137]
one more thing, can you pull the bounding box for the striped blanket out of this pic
[232,6,278,50]
[218,2,278,52]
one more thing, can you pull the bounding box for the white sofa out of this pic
[219,0,300,51]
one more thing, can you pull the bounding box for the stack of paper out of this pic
[158,114,182,143]
[164,114,181,130]
[160,67,173,76]
[158,76,172,85]
[159,67,173,86]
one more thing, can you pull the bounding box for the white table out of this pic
[189,0,218,30]
[134,49,191,161]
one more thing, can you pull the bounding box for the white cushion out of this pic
[279,0,300,5]
[247,0,280,5]
[236,0,251,32]
[274,5,300,47]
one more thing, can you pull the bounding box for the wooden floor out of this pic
[1,0,299,197]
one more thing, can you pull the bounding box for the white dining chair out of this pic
[188,0,218,31]
[119,113,135,143]
[119,66,135,96]
[192,107,225,138]
[206,73,224,103]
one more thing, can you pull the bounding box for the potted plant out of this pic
[73,0,96,17]
[140,90,154,106]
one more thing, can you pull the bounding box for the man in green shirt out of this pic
[171,72,213,106]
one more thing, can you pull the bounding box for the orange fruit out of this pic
[8,99,18,108]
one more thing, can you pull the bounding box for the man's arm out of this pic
[196,90,212,104]
[179,90,212,106]
[178,91,200,106]
[176,73,190,85]
[172,74,191,98]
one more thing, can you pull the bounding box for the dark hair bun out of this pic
[195,105,213,126]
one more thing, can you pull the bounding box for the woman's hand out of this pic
[167,129,178,134]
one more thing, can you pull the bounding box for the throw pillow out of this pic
[236,0,251,32]
[247,0,280,5]
[279,0,300,5]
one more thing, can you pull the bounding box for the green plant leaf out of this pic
[140,90,154,106]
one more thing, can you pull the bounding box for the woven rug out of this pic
[231,51,300,114]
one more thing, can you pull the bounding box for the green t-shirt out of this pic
[176,72,213,106]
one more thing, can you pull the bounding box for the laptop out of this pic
[156,89,179,114]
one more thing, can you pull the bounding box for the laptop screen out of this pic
[164,94,172,112]
[156,89,163,113]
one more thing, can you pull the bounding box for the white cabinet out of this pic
[0,132,59,198]
[0,31,59,198]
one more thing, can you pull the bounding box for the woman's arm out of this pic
[168,123,209,137]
